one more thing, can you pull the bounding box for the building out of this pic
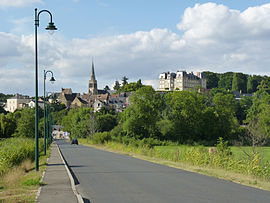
[57,88,79,108]
[88,61,98,95]
[71,96,89,108]
[5,94,30,112]
[28,100,45,109]
[158,71,207,91]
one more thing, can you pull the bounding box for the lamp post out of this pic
[43,70,55,155]
[46,92,53,148]
[35,8,57,171]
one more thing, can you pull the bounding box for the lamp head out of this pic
[50,76,56,84]
[46,22,57,34]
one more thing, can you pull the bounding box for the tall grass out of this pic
[0,138,44,175]
[80,138,270,181]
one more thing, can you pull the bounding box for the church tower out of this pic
[88,61,98,95]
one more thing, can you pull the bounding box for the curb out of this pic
[35,157,49,202]
[57,144,84,203]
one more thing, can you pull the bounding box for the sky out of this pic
[1,0,270,96]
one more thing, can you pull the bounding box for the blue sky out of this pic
[1,0,270,95]
[2,0,270,37]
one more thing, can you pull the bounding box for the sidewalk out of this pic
[38,143,78,203]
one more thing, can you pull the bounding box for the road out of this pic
[57,140,270,203]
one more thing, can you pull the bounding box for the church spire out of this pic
[88,60,98,95]
[91,60,95,80]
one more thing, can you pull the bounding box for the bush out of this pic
[0,138,44,175]
[92,132,111,144]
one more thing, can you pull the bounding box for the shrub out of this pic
[0,138,44,175]
[92,132,111,144]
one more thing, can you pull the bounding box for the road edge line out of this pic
[57,144,84,203]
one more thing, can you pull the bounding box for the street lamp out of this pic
[35,8,57,171]
[46,92,54,148]
[43,70,55,155]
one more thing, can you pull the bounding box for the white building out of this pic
[5,94,30,112]
[159,71,207,91]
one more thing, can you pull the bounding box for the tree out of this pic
[70,108,94,138]
[121,86,161,139]
[0,93,13,102]
[104,85,110,91]
[122,76,128,87]
[245,80,270,154]
[14,108,35,138]
[165,91,218,143]
[0,106,6,114]
[232,72,247,93]
[86,113,98,139]
[97,114,117,132]
[218,72,233,90]
[235,96,253,124]
[212,93,239,140]
[0,113,17,138]
[202,71,219,89]
[247,76,253,93]
[113,80,120,91]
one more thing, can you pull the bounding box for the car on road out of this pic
[71,138,78,145]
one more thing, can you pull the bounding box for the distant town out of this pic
[2,61,270,115]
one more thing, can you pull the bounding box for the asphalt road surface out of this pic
[57,140,270,203]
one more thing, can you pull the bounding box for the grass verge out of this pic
[0,148,51,203]
[79,139,270,191]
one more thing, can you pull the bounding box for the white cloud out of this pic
[10,17,32,34]
[0,0,42,8]
[1,3,270,95]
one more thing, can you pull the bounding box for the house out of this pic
[71,97,89,108]
[159,71,207,91]
[93,99,107,112]
[28,100,45,109]
[108,93,129,112]
[57,88,79,108]
[5,93,30,112]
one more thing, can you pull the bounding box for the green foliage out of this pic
[0,138,44,175]
[52,109,69,125]
[104,85,110,91]
[97,139,270,180]
[117,79,145,92]
[245,80,270,148]
[156,119,174,140]
[22,177,41,186]
[0,93,13,102]
[61,108,98,139]
[0,113,17,138]
[202,71,219,89]
[97,114,117,132]
[122,76,128,87]
[232,72,247,93]
[70,108,96,138]
[113,80,121,91]
[0,106,6,114]
[218,72,233,90]
[50,101,66,112]
[121,86,162,139]
[235,96,253,124]
[247,76,253,93]
[92,132,111,144]
[209,87,231,96]
[14,108,35,138]
[212,93,239,140]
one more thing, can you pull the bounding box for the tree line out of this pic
[57,78,269,147]
[203,71,270,93]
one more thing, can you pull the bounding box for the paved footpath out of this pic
[38,142,78,203]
